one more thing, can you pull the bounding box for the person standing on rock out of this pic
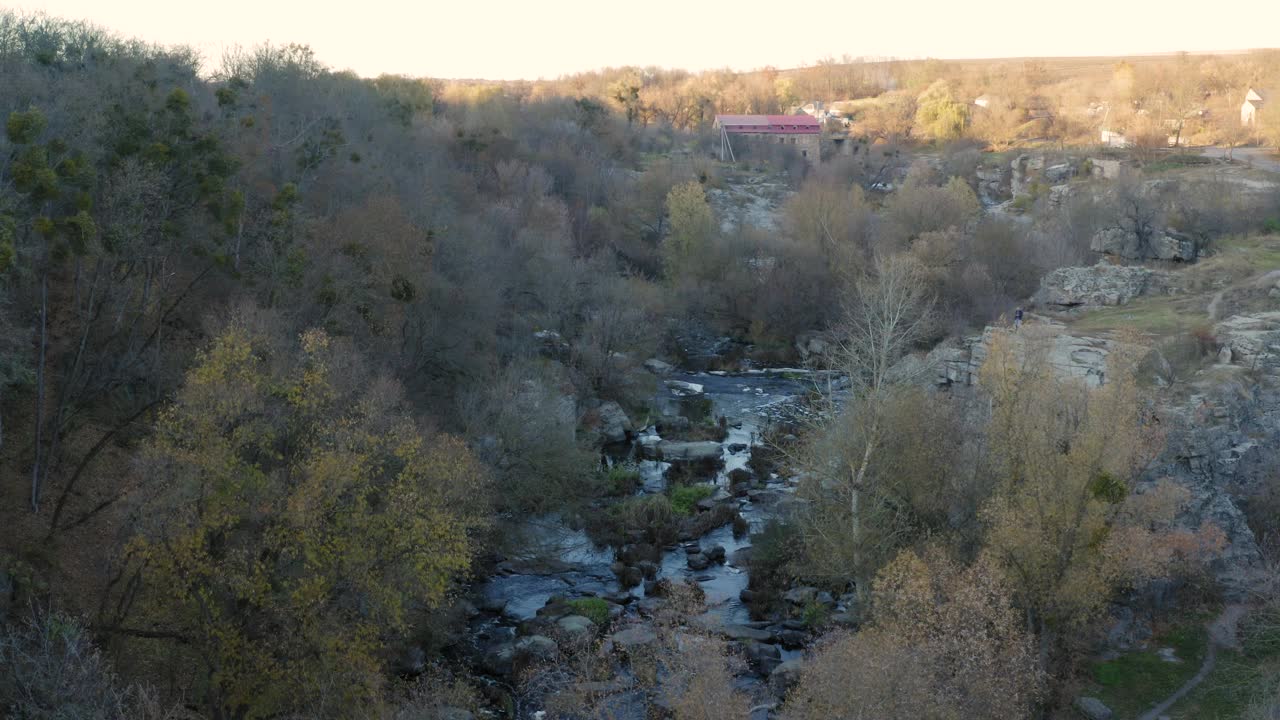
[1014,307,1024,332]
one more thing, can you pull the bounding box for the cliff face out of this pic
[923,319,1273,597]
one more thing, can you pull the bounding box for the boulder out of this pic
[743,640,782,675]
[656,414,692,435]
[687,553,711,571]
[1037,263,1167,308]
[665,379,705,397]
[770,659,804,695]
[1073,696,1113,720]
[617,565,643,588]
[705,544,727,563]
[590,401,633,444]
[480,642,515,676]
[514,635,559,665]
[644,358,676,375]
[557,615,596,641]
[610,625,659,651]
[776,629,808,649]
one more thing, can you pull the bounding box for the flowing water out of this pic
[472,369,816,645]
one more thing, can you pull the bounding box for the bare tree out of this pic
[831,254,934,552]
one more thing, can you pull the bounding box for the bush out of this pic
[566,598,610,626]
[600,495,679,545]
[602,465,641,496]
[670,484,714,515]
[0,611,187,719]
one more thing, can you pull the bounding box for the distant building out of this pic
[1241,87,1274,127]
[973,94,992,109]
[714,114,821,165]
[1100,129,1131,148]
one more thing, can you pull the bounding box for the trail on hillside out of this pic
[1135,605,1248,720]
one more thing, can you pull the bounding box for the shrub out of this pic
[602,465,641,496]
[670,484,714,515]
[0,611,187,719]
[566,598,610,626]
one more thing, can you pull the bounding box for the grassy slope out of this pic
[1070,234,1280,338]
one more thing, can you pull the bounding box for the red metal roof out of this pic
[715,114,821,133]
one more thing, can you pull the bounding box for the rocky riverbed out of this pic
[458,368,843,717]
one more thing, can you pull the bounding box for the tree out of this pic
[979,329,1220,671]
[796,255,933,580]
[882,174,981,247]
[781,549,1043,720]
[797,385,973,582]
[112,317,490,718]
[914,80,969,141]
[782,179,874,267]
[662,181,715,280]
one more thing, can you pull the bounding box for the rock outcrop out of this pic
[929,322,1112,389]
[1036,263,1172,308]
[1090,226,1198,262]
[927,320,1269,596]
[1213,312,1280,372]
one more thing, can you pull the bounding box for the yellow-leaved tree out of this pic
[662,181,715,280]
[113,315,490,719]
[781,548,1043,720]
[979,328,1223,671]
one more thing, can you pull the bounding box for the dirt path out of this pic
[1135,605,1248,720]
[1198,146,1280,174]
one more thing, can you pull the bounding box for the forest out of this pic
[2,10,1280,720]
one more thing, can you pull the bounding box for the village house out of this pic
[1241,87,1275,127]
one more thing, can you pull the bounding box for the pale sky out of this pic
[15,0,1280,80]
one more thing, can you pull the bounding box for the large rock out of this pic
[514,635,559,665]
[657,441,723,463]
[610,624,658,651]
[935,322,1114,390]
[1037,263,1169,308]
[744,640,782,675]
[1213,312,1280,372]
[1073,696,1113,720]
[1090,226,1198,261]
[665,379,705,397]
[587,401,633,445]
[557,615,596,641]
[770,659,804,695]
[686,553,711,571]
[644,358,676,375]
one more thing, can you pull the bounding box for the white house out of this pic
[1241,87,1272,127]
[973,94,992,109]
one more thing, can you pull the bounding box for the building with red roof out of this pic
[713,114,821,164]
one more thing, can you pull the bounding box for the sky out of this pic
[15,0,1280,80]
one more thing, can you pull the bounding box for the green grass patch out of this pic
[1213,233,1280,271]
[1144,154,1213,173]
[566,597,610,626]
[1090,622,1209,718]
[1172,603,1280,719]
[669,484,714,515]
[1071,295,1209,337]
[602,465,642,496]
